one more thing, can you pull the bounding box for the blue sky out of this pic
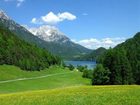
[0,0,140,49]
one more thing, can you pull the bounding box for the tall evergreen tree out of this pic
[92,64,110,85]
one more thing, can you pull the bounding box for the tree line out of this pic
[92,32,140,85]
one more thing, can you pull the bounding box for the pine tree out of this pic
[92,64,110,85]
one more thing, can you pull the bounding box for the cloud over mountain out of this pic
[72,37,126,49]
[31,12,76,25]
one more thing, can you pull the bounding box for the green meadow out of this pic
[0,65,70,81]
[0,86,139,105]
[0,65,140,105]
[0,65,90,93]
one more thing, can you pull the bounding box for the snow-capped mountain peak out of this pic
[0,10,91,59]
[28,25,70,42]
[0,10,10,20]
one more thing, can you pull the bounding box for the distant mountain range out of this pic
[0,10,91,60]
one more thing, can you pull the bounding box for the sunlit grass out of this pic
[0,85,139,105]
[0,65,139,105]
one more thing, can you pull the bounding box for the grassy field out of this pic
[0,65,70,81]
[0,65,90,94]
[0,65,139,105]
[0,85,139,105]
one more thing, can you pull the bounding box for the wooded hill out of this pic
[0,27,61,71]
[75,47,106,61]
[95,32,140,84]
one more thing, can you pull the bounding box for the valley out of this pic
[0,65,139,105]
[0,1,140,105]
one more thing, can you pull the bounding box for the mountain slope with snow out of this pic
[0,10,91,59]
[29,25,70,43]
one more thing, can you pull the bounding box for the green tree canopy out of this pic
[92,64,110,85]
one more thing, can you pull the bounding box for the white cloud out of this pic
[31,12,76,25]
[41,12,61,24]
[4,0,25,7]
[72,37,126,49]
[58,12,76,20]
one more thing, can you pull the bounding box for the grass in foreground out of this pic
[0,85,139,105]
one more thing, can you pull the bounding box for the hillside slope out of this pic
[0,65,90,93]
[76,47,106,61]
[0,27,60,70]
[98,32,140,84]
[115,33,140,84]
[0,65,69,81]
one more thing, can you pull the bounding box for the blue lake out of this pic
[64,61,96,70]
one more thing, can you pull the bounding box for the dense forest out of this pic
[92,32,140,85]
[0,27,61,71]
